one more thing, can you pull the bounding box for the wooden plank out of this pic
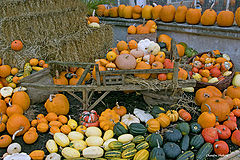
[127,32,157,42]
[88,91,110,111]
[95,64,101,86]
[48,61,95,68]
[171,39,180,60]
[82,89,89,110]
[67,92,84,104]
[100,68,174,75]
[77,64,91,85]
[173,61,179,85]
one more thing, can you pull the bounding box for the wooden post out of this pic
[77,64,91,85]
[82,89,89,110]
[171,39,180,86]
[95,64,101,86]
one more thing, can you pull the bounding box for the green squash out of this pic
[6,75,13,83]
[151,106,166,118]
[163,142,181,159]
[176,122,190,135]
[109,141,123,150]
[105,150,121,159]
[190,122,202,134]
[180,135,190,151]
[196,143,213,160]
[121,143,135,151]
[122,148,137,159]
[133,135,145,144]
[136,141,149,150]
[113,122,128,136]
[158,42,167,49]
[150,146,166,160]
[190,134,205,149]
[148,133,163,148]
[176,151,194,160]
[129,123,147,136]
[146,134,151,141]
[164,128,182,142]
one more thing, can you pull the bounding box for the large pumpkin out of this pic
[7,114,30,136]
[175,3,187,23]
[118,4,126,18]
[186,8,201,25]
[217,10,234,27]
[201,7,217,26]
[109,7,118,17]
[206,86,222,97]
[115,54,136,70]
[152,4,162,20]
[160,5,176,22]
[226,86,240,99]
[12,91,30,111]
[133,5,142,19]
[44,94,69,115]
[201,97,230,122]
[195,88,214,106]
[96,5,106,17]
[123,6,133,19]
[99,109,120,131]
[134,61,151,80]
[142,5,153,19]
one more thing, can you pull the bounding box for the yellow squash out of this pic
[46,139,58,153]
[54,132,69,147]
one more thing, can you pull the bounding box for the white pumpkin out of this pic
[102,138,117,151]
[70,140,87,151]
[4,153,31,160]
[61,147,80,159]
[0,87,13,98]
[68,131,84,141]
[138,39,151,54]
[133,108,154,123]
[147,42,160,55]
[7,143,21,154]
[83,146,104,158]
[232,74,240,87]
[89,22,100,28]
[86,136,103,146]
[45,153,61,160]
[85,127,102,137]
[121,114,140,126]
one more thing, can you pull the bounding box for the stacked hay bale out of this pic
[0,0,113,69]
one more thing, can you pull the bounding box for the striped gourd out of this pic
[122,148,137,159]
[176,151,194,160]
[104,150,121,159]
[109,141,123,150]
[133,135,145,144]
[121,143,135,151]
[133,149,149,160]
[196,143,213,160]
[136,141,149,150]
[145,134,151,141]
[190,134,204,149]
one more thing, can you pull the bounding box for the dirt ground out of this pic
[0,91,239,159]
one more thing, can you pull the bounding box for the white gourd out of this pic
[85,127,102,137]
[46,140,58,153]
[61,147,80,159]
[138,39,151,54]
[68,131,84,141]
[54,133,70,147]
[82,146,104,158]
[45,153,61,160]
[7,143,21,154]
[133,108,154,123]
[86,136,104,146]
[70,140,87,151]
[4,153,31,160]
[147,42,160,55]
[121,114,140,126]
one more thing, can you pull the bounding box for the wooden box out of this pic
[127,32,157,42]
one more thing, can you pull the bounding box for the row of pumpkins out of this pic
[96,2,240,27]
[189,50,234,83]
[0,58,48,89]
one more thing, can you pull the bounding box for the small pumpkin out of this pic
[37,123,49,133]
[6,103,23,117]
[217,10,234,27]
[214,141,229,155]
[0,65,11,78]
[50,126,61,134]
[134,61,151,80]
[226,86,240,99]
[0,135,12,148]
[7,114,30,136]
[123,6,133,19]
[49,121,63,128]
[60,125,71,135]
[99,109,120,131]
[178,109,192,121]
[45,112,58,122]
[115,54,136,70]
[96,5,106,17]
[152,3,162,20]
[231,130,240,146]
[0,99,7,114]
[166,110,179,122]
[11,40,23,51]
[133,5,142,19]
[118,4,126,18]
[142,5,153,19]
[121,114,140,126]
[235,7,240,27]
[31,120,38,127]
[201,4,217,26]
[128,25,137,34]
[198,104,216,128]
[175,2,187,23]
[215,125,231,140]
[23,130,38,144]
[202,127,219,144]
[223,118,237,131]
[11,91,30,111]
[112,102,127,117]
[58,115,68,124]
[156,113,170,128]
[195,88,213,106]
[146,119,160,133]
[29,150,45,160]
[44,94,69,115]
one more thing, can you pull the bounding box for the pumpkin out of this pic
[226,86,240,99]
[134,61,151,79]
[0,135,12,148]
[128,25,137,34]
[123,6,133,19]
[96,5,105,16]
[118,4,126,17]
[29,150,45,160]
[6,103,23,117]
[157,73,167,81]
[117,41,128,52]
[0,65,11,78]
[158,34,172,51]
[186,8,201,25]
[136,24,150,34]
[1,114,8,123]
[49,121,62,128]
[152,4,162,20]
[133,5,142,19]
[146,119,160,133]
[206,86,222,97]
[75,68,91,82]
[160,5,176,22]
[37,114,44,119]
[223,118,237,131]
[215,125,231,140]
[178,109,192,121]
[202,127,218,144]
[214,141,229,155]
[198,104,216,128]
[195,88,214,106]
[130,49,144,58]
[231,130,240,146]
[37,123,49,133]
[233,98,240,108]
[11,40,23,51]
[109,7,118,18]
[156,113,170,128]
[166,110,179,122]
[112,102,127,117]
[58,115,68,124]
[176,44,185,57]
[45,112,58,122]
[199,69,210,78]
[142,5,153,19]
[217,10,234,27]
[44,94,69,115]
[236,7,240,27]
[0,100,7,114]
[232,108,240,117]
[175,2,187,23]
[60,125,71,135]
[163,142,181,159]
[11,91,30,111]
[10,68,19,75]
[99,109,120,131]
[151,61,163,78]
[7,114,30,136]
[121,114,140,126]
[178,68,188,80]
[128,40,138,50]
[104,8,110,17]
[115,54,136,70]
[23,130,38,144]
[92,63,106,81]
[37,117,48,124]
[201,4,217,26]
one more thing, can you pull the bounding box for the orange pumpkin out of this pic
[158,73,167,81]
[128,40,138,49]
[58,115,68,124]
[31,119,38,127]
[37,117,48,124]
[49,121,63,128]
[235,7,240,27]
[198,104,216,128]
[206,86,222,97]
[178,68,188,80]
[123,6,133,19]
[152,4,162,20]
[222,90,234,110]
[0,135,12,148]
[133,5,142,19]
[142,5,153,19]
[128,25,137,34]
[6,103,23,117]
[136,24,150,34]
[175,2,187,23]
[156,113,170,128]
[104,8,110,17]
[96,5,105,17]
[217,10,234,27]
[44,94,69,115]
[50,126,61,134]
[92,64,106,81]
[37,123,49,133]
[12,91,30,111]
[112,102,127,117]
[118,4,126,18]
[29,150,45,160]
[0,122,5,132]
[155,52,166,63]
[0,100,7,114]
[117,41,128,51]
[0,65,11,78]
[158,34,172,51]
[226,86,240,99]
[23,130,38,144]
[99,109,120,131]
[11,40,23,51]
[186,8,201,25]
[195,88,214,106]
[45,112,58,122]
[151,61,164,78]
[30,59,39,66]
[146,119,160,133]
[134,61,151,79]
[7,114,30,136]
[109,7,118,18]
[88,10,99,24]
[76,68,91,82]
[201,7,217,26]
[160,5,176,22]
[10,68,19,75]
[176,44,185,57]
[60,125,71,134]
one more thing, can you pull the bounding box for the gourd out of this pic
[113,122,128,136]
[4,153,31,160]
[29,150,45,160]
[133,135,145,144]
[163,142,181,159]
[175,2,187,23]
[190,122,202,133]
[0,87,13,98]
[7,143,21,154]
[147,42,160,55]
[129,123,147,136]
[118,134,134,144]
[151,106,166,117]
[202,127,218,144]
[69,140,87,151]
[149,139,166,160]
[190,134,205,149]
[176,122,190,135]
[44,94,69,115]
[138,39,151,54]
[180,135,190,151]
[231,130,240,146]
[133,149,149,160]
[122,143,135,151]
[23,130,38,144]
[176,151,194,160]
[99,109,120,131]
[0,135,12,148]
[86,136,103,146]
[146,119,160,133]
[6,103,23,117]
[121,114,140,126]
[60,125,71,135]
[11,91,30,111]
[104,150,121,159]
[134,61,151,80]
[102,138,117,151]
[164,128,182,142]
[166,110,179,122]
[186,8,201,25]
[83,146,104,158]
[214,141,229,155]
[142,5,153,19]
[7,114,30,136]
[133,108,154,123]
[122,148,137,159]
[53,133,69,147]
[46,140,58,153]
[61,147,80,159]
[136,141,149,150]
[112,102,127,116]
[118,4,126,18]
[178,109,192,121]
[123,6,133,19]
[103,130,114,141]
[215,125,231,139]
[160,5,176,22]
[109,141,123,150]
[67,118,78,130]
[196,143,213,160]
[232,74,240,87]
[68,131,84,141]
[45,153,61,160]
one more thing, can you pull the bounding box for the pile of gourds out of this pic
[189,50,233,83]
[96,2,240,27]
[127,20,157,34]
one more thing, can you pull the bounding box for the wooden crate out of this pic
[127,32,157,42]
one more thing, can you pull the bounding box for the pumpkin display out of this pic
[152,3,162,20]
[231,130,240,146]
[0,135,12,148]
[198,104,216,128]
[44,94,69,115]
[175,2,187,23]
[133,5,142,19]
[115,54,136,70]
[99,109,120,131]
[7,114,30,136]
[201,4,217,26]
[146,119,160,133]
[79,110,99,127]
[11,40,23,51]
[123,6,133,19]
[160,5,176,22]
[112,102,127,117]
[134,61,151,79]
[11,91,30,111]
[23,130,38,144]
[214,141,229,155]
[142,5,153,19]
[118,4,126,18]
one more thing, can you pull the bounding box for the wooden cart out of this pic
[21,40,196,110]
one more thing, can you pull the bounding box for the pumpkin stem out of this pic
[156,139,160,148]
[205,104,212,113]
[92,9,95,17]
[153,3,158,7]
[226,0,230,11]
[55,70,60,79]
[180,0,184,5]
[49,94,56,102]
[12,126,24,140]
[222,89,227,99]
[210,1,215,10]
[116,102,120,109]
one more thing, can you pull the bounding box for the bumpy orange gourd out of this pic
[128,25,137,34]
[217,10,234,27]
[134,61,151,79]
[142,5,153,19]
[60,125,71,134]
[12,91,30,111]
[49,121,63,128]
[50,126,60,134]
[186,8,201,25]
[201,8,217,26]
[112,102,127,117]
[128,40,138,49]
[118,4,126,17]
[37,123,49,133]
[236,7,240,27]
[160,5,176,22]
[23,130,38,144]
[7,114,30,136]
[133,5,142,19]
[58,115,68,124]
[29,150,45,160]
[44,94,69,115]
[6,103,23,117]
[99,109,120,131]
[152,4,162,20]
[45,112,58,122]
[123,6,133,19]
[109,7,118,17]
[175,3,187,23]
[0,135,12,148]
[117,41,128,51]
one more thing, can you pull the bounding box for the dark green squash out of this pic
[146,134,151,141]
[158,42,167,49]
[190,134,205,149]
[176,151,194,160]
[164,128,182,142]
[129,123,147,136]
[196,143,213,160]
[150,140,166,160]
[163,142,181,159]
[113,122,128,136]
[148,133,163,148]
[190,122,202,134]
[176,122,190,135]
[151,106,166,118]
[180,135,190,151]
